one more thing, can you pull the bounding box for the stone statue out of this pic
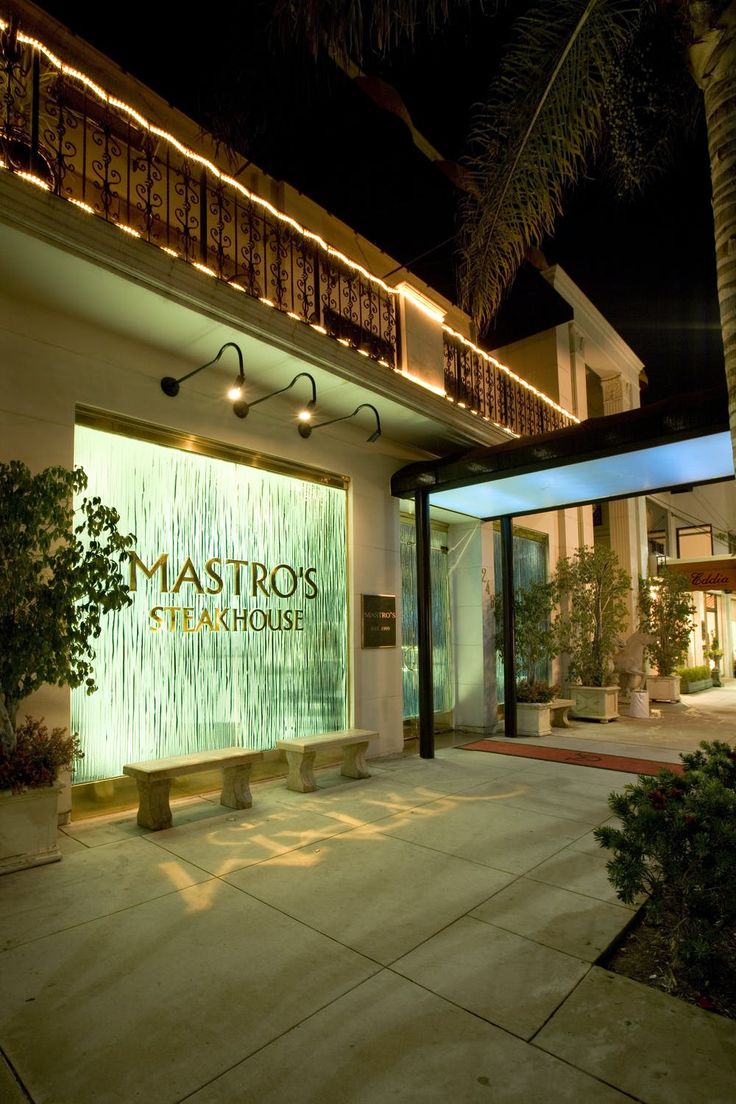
[612,631,657,695]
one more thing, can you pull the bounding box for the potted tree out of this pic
[0,461,134,874]
[494,579,560,735]
[638,572,695,702]
[554,545,631,722]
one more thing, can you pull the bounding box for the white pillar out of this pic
[449,520,499,733]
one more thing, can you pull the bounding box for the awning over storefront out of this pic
[391,388,734,757]
[391,389,733,519]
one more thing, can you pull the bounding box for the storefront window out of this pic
[72,424,348,782]
[493,528,548,702]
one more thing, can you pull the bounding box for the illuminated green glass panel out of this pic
[400,521,454,718]
[72,426,348,782]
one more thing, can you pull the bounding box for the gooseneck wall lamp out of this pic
[233,372,317,423]
[298,403,382,443]
[160,342,245,400]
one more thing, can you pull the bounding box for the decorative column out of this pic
[601,375,648,629]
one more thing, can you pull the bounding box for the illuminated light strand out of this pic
[0,19,400,300]
[69,197,94,214]
[159,246,178,258]
[0,18,569,431]
[116,222,141,238]
[442,323,579,423]
[192,262,216,277]
[15,169,50,190]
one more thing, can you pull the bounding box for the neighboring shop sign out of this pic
[664,558,736,591]
[362,593,397,648]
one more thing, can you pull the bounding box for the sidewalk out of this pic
[1,713,735,1102]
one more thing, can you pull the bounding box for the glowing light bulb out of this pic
[228,385,243,401]
[298,409,312,422]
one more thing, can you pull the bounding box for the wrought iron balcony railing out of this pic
[0,21,397,367]
[0,17,579,441]
[443,328,578,437]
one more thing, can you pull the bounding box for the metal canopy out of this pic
[391,389,733,517]
[393,388,733,759]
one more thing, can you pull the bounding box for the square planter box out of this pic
[516,702,552,737]
[646,675,681,703]
[568,685,619,723]
[0,785,62,876]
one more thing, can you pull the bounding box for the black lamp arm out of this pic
[249,372,317,409]
[176,341,245,385]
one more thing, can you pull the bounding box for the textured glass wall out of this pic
[401,521,454,717]
[493,530,548,703]
[72,426,348,781]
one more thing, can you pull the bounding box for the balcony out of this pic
[443,329,577,437]
[0,16,577,441]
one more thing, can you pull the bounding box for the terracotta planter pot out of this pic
[0,784,62,876]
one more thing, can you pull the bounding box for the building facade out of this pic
[1,3,651,820]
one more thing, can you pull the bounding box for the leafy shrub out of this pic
[0,716,83,793]
[675,665,710,683]
[638,573,695,676]
[595,741,736,988]
[554,546,630,686]
[516,680,560,703]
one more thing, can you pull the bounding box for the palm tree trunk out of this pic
[689,2,736,467]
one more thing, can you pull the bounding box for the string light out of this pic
[442,323,579,423]
[116,222,141,238]
[15,170,50,190]
[0,16,575,436]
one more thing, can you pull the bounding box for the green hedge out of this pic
[675,665,711,683]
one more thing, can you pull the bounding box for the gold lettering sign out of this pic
[131,551,317,633]
[361,593,397,648]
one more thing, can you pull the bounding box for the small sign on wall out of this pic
[362,593,397,648]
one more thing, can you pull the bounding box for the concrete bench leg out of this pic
[135,777,172,830]
[221,764,254,809]
[551,707,572,729]
[284,749,317,792]
[341,742,371,780]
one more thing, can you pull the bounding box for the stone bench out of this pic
[275,729,377,793]
[550,699,575,728]
[123,747,263,830]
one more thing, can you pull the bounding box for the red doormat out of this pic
[461,740,684,776]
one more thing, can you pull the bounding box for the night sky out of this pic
[34,2,724,406]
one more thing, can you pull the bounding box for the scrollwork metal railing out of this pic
[0,22,397,367]
[443,329,578,437]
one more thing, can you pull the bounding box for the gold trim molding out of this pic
[75,405,350,490]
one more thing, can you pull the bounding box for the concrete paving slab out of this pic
[392,914,589,1039]
[261,772,466,824]
[527,847,636,908]
[0,880,378,1104]
[60,794,220,847]
[144,801,352,876]
[225,824,514,964]
[470,877,633,961]
[0,835,212,950]
[536,966,736,1104]
[185,969,632,1104]
[462,776,620,826]
[375,795,593,875]
[0,1055,27,1104]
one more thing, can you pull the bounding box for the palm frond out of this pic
[271,0,482,62]
[459,0,641,324]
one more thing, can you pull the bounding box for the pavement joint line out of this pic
[0,1046,33,1103]
[171,966,387,1104]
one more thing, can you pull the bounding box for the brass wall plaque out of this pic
[362,593,397,648]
